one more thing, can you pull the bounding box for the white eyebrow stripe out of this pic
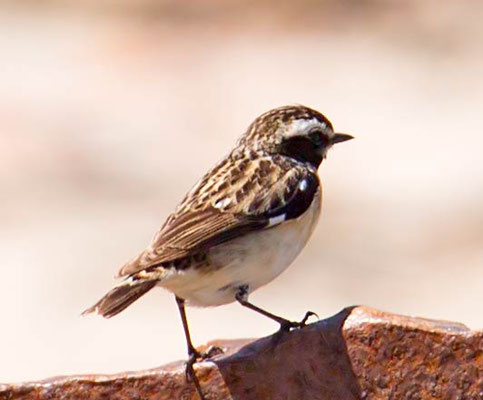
[282,117,334,139]
[285,118,326,138]
[268,214,286,227]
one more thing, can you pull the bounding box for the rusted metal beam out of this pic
[1,306,482,399]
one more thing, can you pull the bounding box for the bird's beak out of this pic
[331,133,354,144]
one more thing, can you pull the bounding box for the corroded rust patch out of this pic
[1,306,481,400]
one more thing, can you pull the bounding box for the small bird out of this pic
[83,105,352,395]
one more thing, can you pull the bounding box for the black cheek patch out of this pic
[280,136,323,168]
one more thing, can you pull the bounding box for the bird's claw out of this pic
[185,350,201,382]
[299,310,318,326]
[202,345,224,359]
[185,351,206,399]
[279,310,319,332]
[184,345,224,382]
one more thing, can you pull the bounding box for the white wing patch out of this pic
[214,197,232,209]
[268,214,286,227]
[299,179,308,192]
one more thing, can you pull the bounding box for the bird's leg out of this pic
[175,296,205,399]
[235,285,317,332]
[175,296,200,363]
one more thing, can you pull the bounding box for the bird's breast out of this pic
[212,187,321,284]
[163,187,322,307]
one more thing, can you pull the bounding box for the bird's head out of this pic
[237,105,353,168]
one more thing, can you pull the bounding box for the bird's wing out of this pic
[117,156,319,277]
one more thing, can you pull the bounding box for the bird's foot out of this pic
[185,349,202,383]
[270,311,318,346]
[184,345,224,399]
[184,345,224,382]
[278,311,319,332]
[184,349,207,400]
[202,345,225,359]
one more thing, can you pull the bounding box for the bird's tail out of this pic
[82,279,157,318]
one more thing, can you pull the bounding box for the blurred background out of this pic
[1,0,482,383]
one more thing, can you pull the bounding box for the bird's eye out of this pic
[308,129,325,146]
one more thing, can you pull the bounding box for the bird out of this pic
[83,105,353,396]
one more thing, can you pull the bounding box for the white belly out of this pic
[161,189,321,307]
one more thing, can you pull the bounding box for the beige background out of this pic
[0,0,482,383]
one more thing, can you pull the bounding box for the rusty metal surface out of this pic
[1,306,481,400]
[344,307,483,400]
